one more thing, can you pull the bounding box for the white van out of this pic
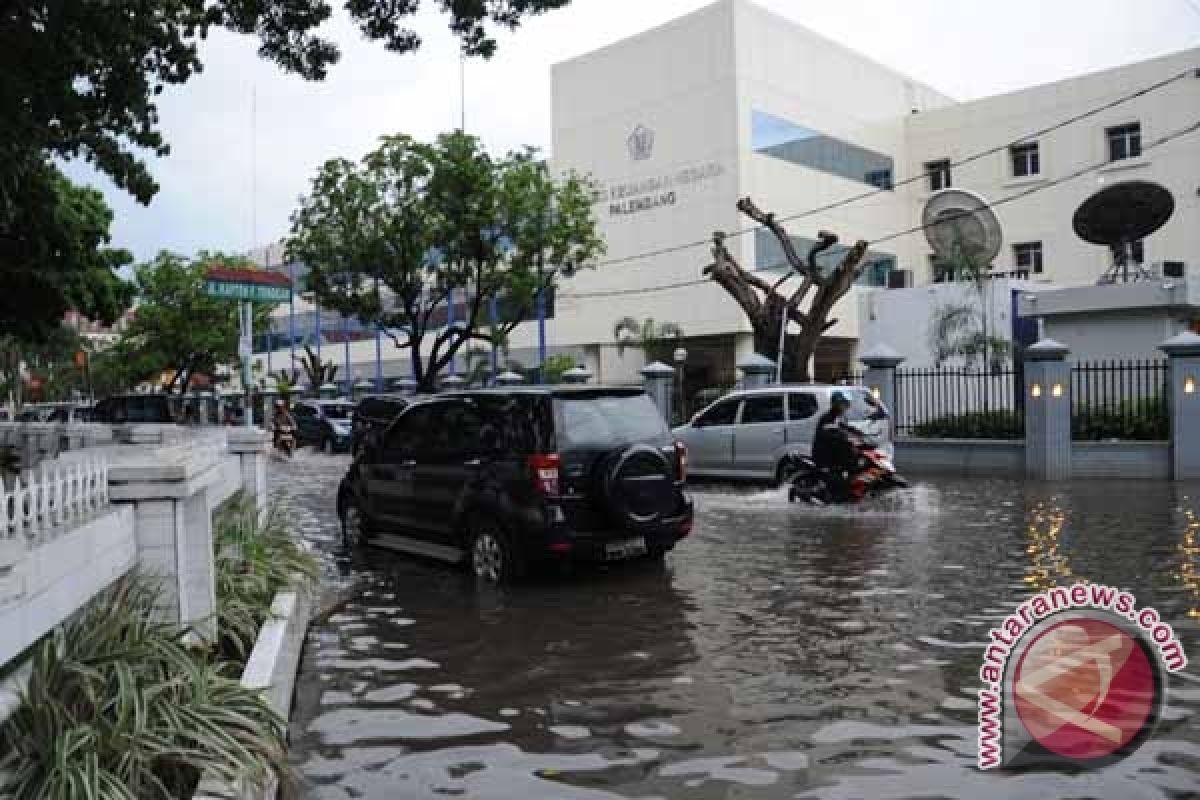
[671,385,892,483]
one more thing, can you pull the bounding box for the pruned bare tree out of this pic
[705,198,869,383]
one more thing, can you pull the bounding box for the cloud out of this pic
[61,0,1199,263]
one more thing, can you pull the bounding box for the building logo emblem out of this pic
[627,124,655,161]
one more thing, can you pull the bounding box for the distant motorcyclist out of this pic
[811,391,858,497]
[272,400,297,455]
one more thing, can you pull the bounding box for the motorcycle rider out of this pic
[272,399,296,449]
[811,391,859,499]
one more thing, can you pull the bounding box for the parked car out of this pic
[672,384,891,483]
[352,394,417,456]
[337,386,694,583]
[91,394,181,424]
[45,404,93,424]
[294,399,355,453]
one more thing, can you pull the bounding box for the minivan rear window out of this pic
[845,389,887,420]
[557,394,668,449]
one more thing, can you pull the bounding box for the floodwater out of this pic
[272,452,1200,799]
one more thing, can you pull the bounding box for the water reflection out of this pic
[272,462,1200,799]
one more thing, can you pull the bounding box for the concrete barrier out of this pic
[895,438,1025,477]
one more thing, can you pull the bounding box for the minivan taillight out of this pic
[528,453,561,497]
[675,441,688,482]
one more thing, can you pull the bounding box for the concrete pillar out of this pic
[496,371,525,387]
[319,382,339,400]
[1023,338,1072,480]
[1159,331,1200,480]
[738,353,776,389]
[858,344,905,420]
[562,366,592,385]
[227,428,270,515]
[734,332,757,365]
[641,361,675,423]
[107,445,225,640]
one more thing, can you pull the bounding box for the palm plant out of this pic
[297,345,338,392]
[0,577,287,799]
[612,316,684,362]
[928,243,1010,370]
[270,368,301,403]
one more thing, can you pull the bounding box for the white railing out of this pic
[1,457,109,545]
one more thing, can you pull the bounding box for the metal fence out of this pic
[1070,359,1168,441]
[895,367,1023,438]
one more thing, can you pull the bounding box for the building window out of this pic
[865,169,893,190]
[1106,123,1141,162]
[1010,142,1040,177]
[1014,242,1044,275]
[925,159,951,191]
[755,228,893,287]
[751,110,895,188]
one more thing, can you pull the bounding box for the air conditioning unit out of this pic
[887,269,914,289]
[1161,261,1186,278]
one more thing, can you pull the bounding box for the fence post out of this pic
[226,428,270,515]
[1159,332,1200,480]
[1023,338,1072,480]
[858,344,905,426]
[738,353,776,389]
[641,361,675,423]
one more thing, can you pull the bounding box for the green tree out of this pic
[110,252,275,394]
[612,316,684,363]
[0,165,134,342]
[540,353,577,384]
[287,131,603,392]
[2,1,570,349]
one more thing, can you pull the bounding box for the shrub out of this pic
[912,410,1023,439]
[1071,396,1168,441]
[214,495,318,665]
[0,578,286,799]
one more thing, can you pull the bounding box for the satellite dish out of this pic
[922,189,1003,272]
[1072,180,1174,284]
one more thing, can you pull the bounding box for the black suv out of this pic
[92,394,180,424]
[337,386,693,583]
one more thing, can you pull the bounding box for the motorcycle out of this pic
[273,424,297,458]
[783,424,908,505]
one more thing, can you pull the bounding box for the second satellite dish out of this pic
[922,189,1003,273]
[1072,180,1174,284]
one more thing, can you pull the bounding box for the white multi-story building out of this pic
[253,0,1200,388]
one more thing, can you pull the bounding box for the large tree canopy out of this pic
[287,130,603,391]
[0,161,133,341]
[1,1,569,345]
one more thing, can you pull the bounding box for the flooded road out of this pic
[271,453,1200,799]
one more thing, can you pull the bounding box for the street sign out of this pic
[204,279,291,303]
[203,265,292,303]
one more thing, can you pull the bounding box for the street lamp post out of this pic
[673,346,688,423]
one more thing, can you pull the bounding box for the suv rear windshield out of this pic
[557,393,668,450]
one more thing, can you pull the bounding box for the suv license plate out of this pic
[605,536,648,560]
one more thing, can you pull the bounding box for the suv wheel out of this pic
[341,497,371,548]
[469,521,521,585]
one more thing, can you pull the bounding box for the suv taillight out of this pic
[675,441,688,481]
[528,453,561,497]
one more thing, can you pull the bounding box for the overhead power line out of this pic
[576,64,1196,276]
[562,115,1200,300]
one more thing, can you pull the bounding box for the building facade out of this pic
[253,0,1200,392]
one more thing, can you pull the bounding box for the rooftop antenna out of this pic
[1072,180,1174,284]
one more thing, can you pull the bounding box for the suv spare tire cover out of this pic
[604,444,675,531]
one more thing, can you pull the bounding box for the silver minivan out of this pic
[672,385,892,483]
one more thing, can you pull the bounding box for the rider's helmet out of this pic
[830,391,851,411]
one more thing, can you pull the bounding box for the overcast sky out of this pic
[65,0,1200,263]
